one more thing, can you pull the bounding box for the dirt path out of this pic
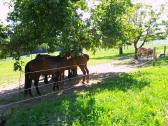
[88,59,137,74]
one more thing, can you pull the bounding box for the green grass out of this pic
[4,57,168,126]
[0,56,34,84]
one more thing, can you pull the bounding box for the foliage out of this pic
[8,0,90,58]
[0,22,9,58]
[6,0,93,70]
[91,0,133,48]
[5,61,168,125]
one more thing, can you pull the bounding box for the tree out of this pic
[162,3,168,38]
[128,4,167,59]
[91,0,133,55]
[8,0,89,58]
[0,22,9,58]
[5,0,92,70]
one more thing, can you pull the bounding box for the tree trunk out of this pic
[119,46,123,55]
[134,42,138,60]
[133,32,143,60]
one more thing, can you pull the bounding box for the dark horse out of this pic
[35,54,64,84]
[35,54,78,84]
[24,54,89,96]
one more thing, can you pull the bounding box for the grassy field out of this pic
[4,57,168,126]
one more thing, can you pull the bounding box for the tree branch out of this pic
[139,25,151,48]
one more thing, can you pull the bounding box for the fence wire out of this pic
[0,74,86,97]
[0,72,115,111]
[0,59,154,111]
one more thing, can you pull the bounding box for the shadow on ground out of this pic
[0,71,149,105]
[3,70,151,125]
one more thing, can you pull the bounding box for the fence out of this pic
[0,59,154,112]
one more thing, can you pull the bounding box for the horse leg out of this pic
[27,75,33,97]
[52,74,56,91]
[34,79,41,95]
[28,84,33,97]
[25,82,33,97]
[68,69,72,78]
[84,65,89,83]
[52,72,60,91]
[73,67,78,77]
[24,78,28,96]
[79,65,86,84]
[24,72,33,97]
[53,81,58,91]
[59,71,64,89]
[44,75,48,84]
[52,73,59,91]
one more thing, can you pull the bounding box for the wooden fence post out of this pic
[153,47,157,66]
[164,46,166,58]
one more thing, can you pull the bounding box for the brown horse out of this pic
[36,53,89,82]
[35,54,78,83]
[137,48,157,61]
[24,58,62,96]
[35,54,64,84]
[24,53,89,96]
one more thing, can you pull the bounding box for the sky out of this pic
[132,0,167,6]
[0,0,168,24]
[0,0,12,24]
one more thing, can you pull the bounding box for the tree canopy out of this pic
[0,22,9,58]
[8,0,90,58]
[91,0,133,48]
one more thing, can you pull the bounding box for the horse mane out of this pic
[35,54,50,59]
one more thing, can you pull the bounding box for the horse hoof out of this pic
[82,81,85,84]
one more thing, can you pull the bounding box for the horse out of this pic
[35,54,63,84]
[35,54,78,83]
[65,52,89,83]
[24,53,89,96]
[137,48,157,61]
[24,58,63,96]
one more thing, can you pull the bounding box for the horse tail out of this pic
[24,61,31,94]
